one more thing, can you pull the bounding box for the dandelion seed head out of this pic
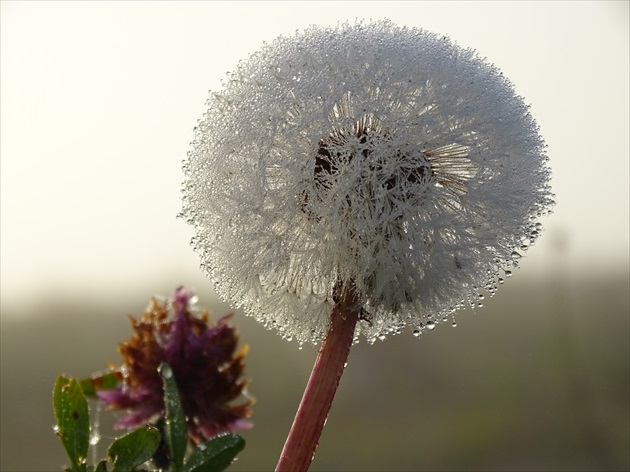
[181,20,554,344]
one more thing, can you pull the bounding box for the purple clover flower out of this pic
[97,287,253,443]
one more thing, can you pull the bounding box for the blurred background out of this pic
[1,2,628,471]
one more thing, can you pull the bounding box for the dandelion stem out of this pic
[275,283,360,472]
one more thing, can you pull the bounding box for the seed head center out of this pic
[314,126,434,193]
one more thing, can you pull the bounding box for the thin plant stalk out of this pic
[275,284,360,472]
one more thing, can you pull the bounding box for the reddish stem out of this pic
[275,284,360,472]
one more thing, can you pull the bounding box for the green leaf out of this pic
[53,376,90,472]
[90,460,108,472]
[184,433,245,472]
[160,363,188,472]
[107,426,160,472]
[79,371,121,398]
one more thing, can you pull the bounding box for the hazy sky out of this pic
[1,1,628,308]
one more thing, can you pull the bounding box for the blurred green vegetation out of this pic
[1,271,628,471]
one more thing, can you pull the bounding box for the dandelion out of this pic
[181,20,553,471]
[182,21,552,345]
[97,287,253,444]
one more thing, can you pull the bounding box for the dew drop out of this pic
[413,329,422,337]
[511,251,522,260]
[478,294,485,300]
[426,322,436,330]
[451,321,458,327]
[505,270,513,278]
[477,302,484,308]
[89,432,101,446]
[53,425,60,435]
[498,277,504,285]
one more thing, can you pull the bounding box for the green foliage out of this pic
[54,368,245,471]
[92,461,108,472]
[53,376,90,472]
[79,371,121,398]
[160,363,188,472]
[160,363,245,472]
[108,426,161,472]
[184,434,246,472]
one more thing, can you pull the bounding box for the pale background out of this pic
[1,2,628,471]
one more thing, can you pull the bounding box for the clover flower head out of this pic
[97,287,253,443]
[181,20,554,345]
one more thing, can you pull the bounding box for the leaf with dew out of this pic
[107,425,160,472]
[184,433,246,472]
[53,376,90,472]
[160,362,188,472]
